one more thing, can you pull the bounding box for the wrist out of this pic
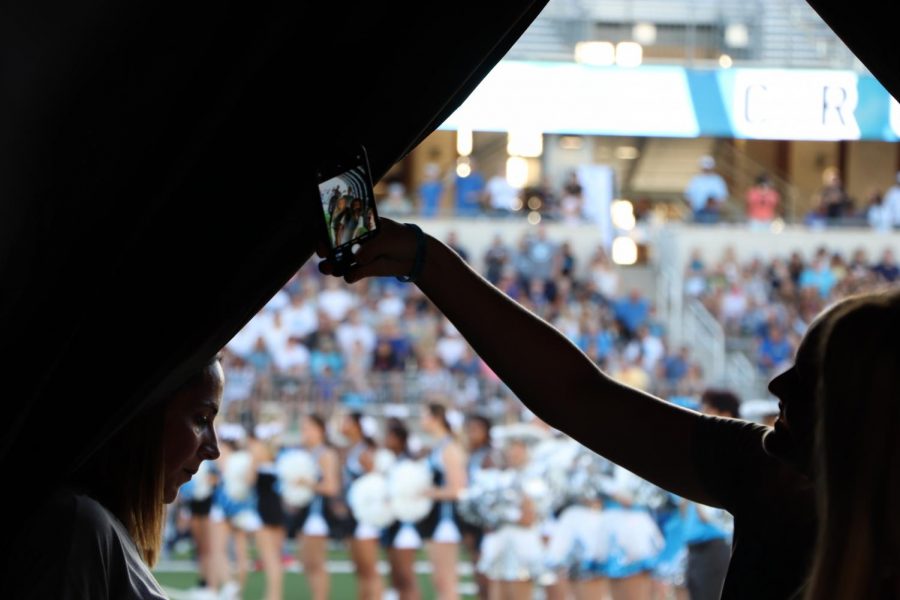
[396,223,427,283]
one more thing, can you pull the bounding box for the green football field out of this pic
[153,570,459,599]
[153,548,477,599]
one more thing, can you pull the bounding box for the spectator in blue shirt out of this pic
[454,160,485,216]
[798,257,837,298]
[309,334,344,376]
[684,156,728,224]
[872,248,900,282]
[757,324,794,374]
[418,162,444,217]
[246,337,274,372]
[614,289,651,338]
[662,346,691,388]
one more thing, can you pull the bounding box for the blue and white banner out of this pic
[439,61,899,141]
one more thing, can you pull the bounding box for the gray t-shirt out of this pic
[8,488,167,599]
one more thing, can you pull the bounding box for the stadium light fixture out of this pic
[632,22,657,46]
[575,41,615,66]
[615,42,643,68]
[614,146,640,160]
[506,156,528,189]
[725,23,749,49]
[456,157,472,178]
[611,236,638,265]
[456,128,473,157]
[559,136,584,150]
[610,199,636,230]
[507,129,543,158]
[719,54,734,68]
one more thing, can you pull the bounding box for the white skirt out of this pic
[302,512,329,537]
[354,522,380,540]
[605,508,663,564]
[209,506,262,533]
[478,526,545,581]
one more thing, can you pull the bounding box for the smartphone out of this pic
[316,145,380,274]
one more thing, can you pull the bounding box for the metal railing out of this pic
[724,349,769,401]
[682,299,726,384]
[713,140,803,223]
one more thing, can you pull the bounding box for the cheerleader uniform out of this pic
[285,445,334,538]
[380,453,425,551]
[460,446,493,550]
[595,469,664,579]
[209,480,262,533]
[255,461,284,528]
[183,464,216,517]
[341,441,379,540]
[651,492,688,588]
[416,437,462,543]
[476,469,546,582]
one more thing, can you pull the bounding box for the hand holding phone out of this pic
[316,145,380,275]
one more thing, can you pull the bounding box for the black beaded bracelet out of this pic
[396,223,427,283]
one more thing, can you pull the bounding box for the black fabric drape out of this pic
[806,0,900,104]
[0,0,547,564]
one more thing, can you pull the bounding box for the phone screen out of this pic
[317,151,379,251]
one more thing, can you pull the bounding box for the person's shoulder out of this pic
[691,414,778,509]
[25,487,116,537]
[65,490,125,545]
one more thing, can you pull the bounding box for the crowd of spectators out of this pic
[223,229,705,424]
[381,148,900,232]
[686,244,900,375]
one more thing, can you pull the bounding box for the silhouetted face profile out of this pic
[764,311,832,474]
[162,360,223,502]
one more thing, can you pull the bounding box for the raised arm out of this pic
[320,219,717,506]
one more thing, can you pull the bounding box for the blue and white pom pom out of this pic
[388,459,433,523]
[348,472,393,528]
[373,448,396,475]
[223,451,253,501]
[191,460,215,501]
[276,449,317,508]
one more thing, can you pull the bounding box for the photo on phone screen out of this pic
[317,154,379,251]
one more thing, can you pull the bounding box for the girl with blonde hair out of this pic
[805,291,900,600]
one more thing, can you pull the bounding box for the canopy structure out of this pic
[0,0,547,554]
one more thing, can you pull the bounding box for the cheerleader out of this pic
[463,414,499,600]
[181,461,217,595]
[650,492,689,600]
[208,426,263,598]
[545,448,615,600]
[247,418,286,600]
[602,466,665,600]
[419,403,467,600]
[340,412,383,600]
[476,434,549,600]
[381,418,423,600]
[285,414,340,600]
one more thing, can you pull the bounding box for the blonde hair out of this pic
[71,401,167,566]
[805,292,900,599]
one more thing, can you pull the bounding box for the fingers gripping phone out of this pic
[316,145,380,276]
